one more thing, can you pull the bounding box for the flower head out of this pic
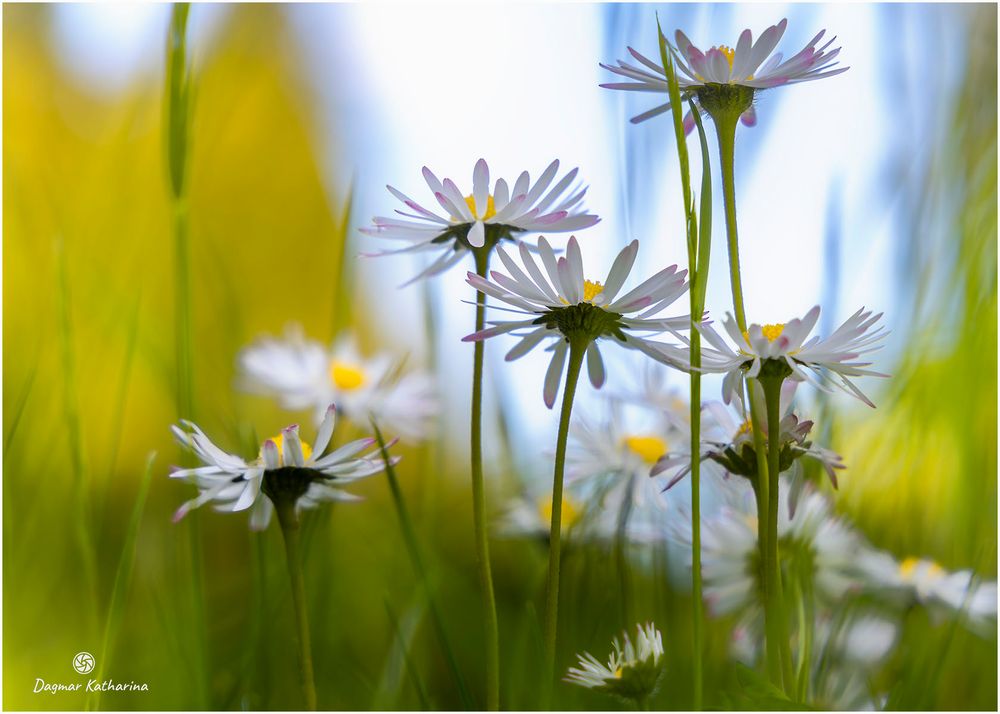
[565,622,665,702]
[238,327,438,442]
[653,381,845,495]
[170,405,394,530]
[361,159,599,284]
[463,236,690,407]
[664,305,888,407]
[601,18,847,124]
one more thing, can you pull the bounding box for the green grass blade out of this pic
[380,599,432,710]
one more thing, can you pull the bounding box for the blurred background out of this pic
[4,2,996,710]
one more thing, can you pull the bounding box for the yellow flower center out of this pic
[261,432,313,466]
[761,323,785,342]
[736,420,752,436]
[329,361,366,390]
[464,193,496,221]
[582,279,604,303]
[624,435,668,464]
[537,494,581,528]
[716,44,735,69]
[899,557,943,580]
[613,667,623,679]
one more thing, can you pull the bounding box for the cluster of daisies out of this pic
[166,15,995,709]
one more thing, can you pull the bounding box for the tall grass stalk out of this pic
[371,420,474,709]
[470,249,501,710]
[384,599,432,710]
[657,20,711,708]
[164,4,209,706]
[88,453,156,711]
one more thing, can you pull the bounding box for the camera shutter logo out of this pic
[73,652,95,675]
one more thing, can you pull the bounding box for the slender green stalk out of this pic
[761,375,795,692]
[275,500,317,711]
[385,600,432,710]
[713,110,748,332]
[371,420,473,708]
[796,568,815,702]
[165,6,208,706]
[658,24,710,708]
[470,249,500,711]
[542,338,588,694]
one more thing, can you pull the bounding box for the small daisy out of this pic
[858,551,998,632]
[170,405,394,530]
[653,382,844,495]
[664,306,887,408]
[464,236,691,407]
[238,326,438,442]
[566,622,665,702]
[601,18,847,124]
[361,159,600,283]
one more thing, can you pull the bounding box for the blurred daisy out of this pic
[858,551,998,632]
[601,18,847,124]
[170,405,394,530]
[566,622,665,702]
[464,236,691,407]
[498,490,585,542]
[360,158,599,283]
[566,397,686,539]
[238,326,437,442]
[663,306,887,408]
[670,479,865,617]
[653,382,844,496]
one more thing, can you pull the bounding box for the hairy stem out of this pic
[543,338,588,696]
[471,249,501,710]
[275,500,317,711]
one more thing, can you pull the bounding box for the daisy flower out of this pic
[601,18,847,124]
[498,490,586,542]
[565,397,686,539]
[653,381,844,496]
[169,405,394,530]
[238,326,438,442]
[464,236,691,408]
[669,479,866,617]
[360,158,600,283]
[664,305,888,408]
[565,622,665,702]
[858,551,998,633]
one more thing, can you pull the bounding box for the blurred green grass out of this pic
[3,4,996,711]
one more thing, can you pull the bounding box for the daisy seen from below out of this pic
[238,326,438,442]
[170,405,394,710]
[601,18,847,125]
[464,236,691,408]
[360,158,599,283]
[464,234,689,681]
[170,404,393,530]
[665,305,888,408]
[566,622,665,704]
[653,382,844,507]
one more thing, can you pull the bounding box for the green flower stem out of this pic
[543,337,588,695]
[761,375,795,692]
[713,108,748,333]
[471,249,501,711]
[796,568,815,702]
[274,499,317,711]
[371,420,473,708]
